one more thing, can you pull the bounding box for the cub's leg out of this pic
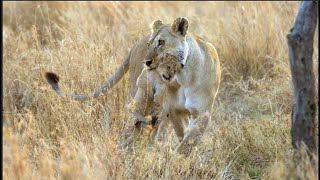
[169,109,189,142]
[176,111,210,155]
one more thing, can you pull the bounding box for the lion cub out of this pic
[126,53,183,144]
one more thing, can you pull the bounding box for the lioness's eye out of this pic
[167,66,171,69]
[158,39,165,46]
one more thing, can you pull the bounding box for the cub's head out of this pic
[143,17,189,70]
[157,53,183,83]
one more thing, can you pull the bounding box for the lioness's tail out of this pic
[45,50,131,101]
[45,72,89,100]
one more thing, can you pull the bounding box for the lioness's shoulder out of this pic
[193,35,219,61]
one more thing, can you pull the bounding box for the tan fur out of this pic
[142,17,221,155]
[45,17,220,155]
[126,53,182,145]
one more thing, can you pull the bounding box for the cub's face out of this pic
[157,53,183,83]
[144,17,189,70]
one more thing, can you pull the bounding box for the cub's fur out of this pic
[125,53,182,145]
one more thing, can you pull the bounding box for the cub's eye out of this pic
[158,39,165,46]
[167,66,171,69]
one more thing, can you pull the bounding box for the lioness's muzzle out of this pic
[144,59,152,66]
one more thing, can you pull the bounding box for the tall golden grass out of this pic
[3,1,318,179]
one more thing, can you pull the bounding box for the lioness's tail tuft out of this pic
[45,72,64,96]
[45,72,60,84]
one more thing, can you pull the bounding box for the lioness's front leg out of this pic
[176,111,210,155]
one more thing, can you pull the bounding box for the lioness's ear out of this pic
[151,20,164,31]
[171,17,189,36]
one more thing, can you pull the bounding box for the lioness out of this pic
[45,17,221,155]
[143,17,221,155]
[126,53,182,145]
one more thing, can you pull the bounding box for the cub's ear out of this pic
[171,17,189,36]
[151,20,164,31]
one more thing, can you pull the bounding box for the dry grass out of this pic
[3,1,318,179]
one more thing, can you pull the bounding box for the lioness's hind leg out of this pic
[121,120,151,147]
[149,116,160,143]
[153,111,170,142]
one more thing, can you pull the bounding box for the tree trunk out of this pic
[287,1,318,154]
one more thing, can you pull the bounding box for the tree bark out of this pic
[287,1,318,153]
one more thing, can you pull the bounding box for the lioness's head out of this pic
[157,53,183,83]
[143,17,189,70]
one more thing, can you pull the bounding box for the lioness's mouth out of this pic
[162,74,171,81]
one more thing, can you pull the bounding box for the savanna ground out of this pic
[2,1,319,179]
